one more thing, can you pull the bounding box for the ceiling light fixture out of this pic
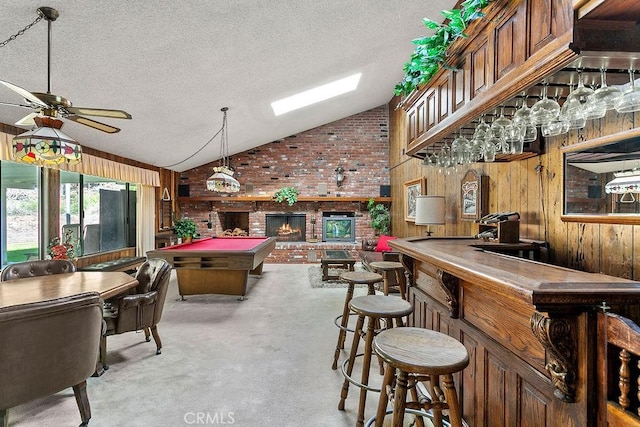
[206,107,240,193]
[271,73,361,116]
[13,116,81,165]
[605,169,640,196]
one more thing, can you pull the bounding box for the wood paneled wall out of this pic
[389,96,640,280]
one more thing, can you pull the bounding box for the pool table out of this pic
[146,236,276,300]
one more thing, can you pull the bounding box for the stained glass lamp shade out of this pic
[12,116,81,165]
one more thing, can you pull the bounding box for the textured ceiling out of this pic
[0,1,455,172]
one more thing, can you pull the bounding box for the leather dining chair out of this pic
[1,259,76,281]
[100,258,172,368]
[0,292,103,426]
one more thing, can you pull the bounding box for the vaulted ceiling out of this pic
[0,1,455,172]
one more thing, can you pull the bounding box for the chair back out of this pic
[598,311,640,426]
[1,259,76,281]
[134,258,172,325]
[0,292,102,410]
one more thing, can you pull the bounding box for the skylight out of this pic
[271,73,362,116]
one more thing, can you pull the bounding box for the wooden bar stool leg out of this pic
[374,364,396,427]
[442,373,463,427]
[333,283,355,370]
[409,379,426,427]
[339,314,365,410]
[392,370,409,427]
[356,317,376,427]
[396,269,407,300]
[428,374,443,427]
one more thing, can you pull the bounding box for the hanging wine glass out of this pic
[560,84,586,130]
[531,83,560,126]
[473,115,490,140]
[421,152,436,167]
[513,95,537,143]
[615,69,640,113]
[504,123,524,154]
[491,106,511,140]
[592,68,622,110]
[482,139,496,162]
[450,131,469,165]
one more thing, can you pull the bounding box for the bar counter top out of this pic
[389,236,640,310]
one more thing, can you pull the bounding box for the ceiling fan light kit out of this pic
[13,117,81,165]
[1,6,132,165]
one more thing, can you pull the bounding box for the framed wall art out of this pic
[461,169,488,221]
[404,177,426,222]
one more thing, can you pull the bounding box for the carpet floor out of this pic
[7,263,423,427]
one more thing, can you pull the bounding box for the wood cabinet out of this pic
[393,237,640,426]
[401,0,639,162]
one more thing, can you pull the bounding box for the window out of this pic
[1,161,41,267]
[1,160,137,269]
[82,175,136,255]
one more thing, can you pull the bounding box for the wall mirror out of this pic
[562,128,640,224]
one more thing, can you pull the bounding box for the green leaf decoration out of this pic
[396,0,494,97]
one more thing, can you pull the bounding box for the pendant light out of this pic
[13,116,81,165]
[206,107,240,193]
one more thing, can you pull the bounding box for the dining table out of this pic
[0,271,139,308]
[0,271,139,376]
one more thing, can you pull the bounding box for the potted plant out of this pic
[173,217,197,243]
[367,198,390,236]
[273,187,299,206]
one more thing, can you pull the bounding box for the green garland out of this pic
[395,0,494,97]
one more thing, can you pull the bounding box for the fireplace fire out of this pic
[265,214,306,242]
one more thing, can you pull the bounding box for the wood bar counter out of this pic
[388,237,640,427]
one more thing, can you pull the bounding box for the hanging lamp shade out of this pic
[207,166,241,193]
[12,116,81,165]
[206,107,240,193]
[605,171,640,194]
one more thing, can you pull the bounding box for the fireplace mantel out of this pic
[178,196,390,203]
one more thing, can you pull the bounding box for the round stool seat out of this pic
[374,327,469,375]
[369,261,404,271]
[340,271,383,285]
[349,295,413,319]
[369,261,407,298]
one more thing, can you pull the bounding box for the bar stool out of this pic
[332,271,383,370]
[369,327,469,427]
[369,261,407,299]
[339,295,413,427]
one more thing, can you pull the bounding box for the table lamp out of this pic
[415,195,445,236]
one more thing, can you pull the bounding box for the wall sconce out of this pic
[335,166,345,187]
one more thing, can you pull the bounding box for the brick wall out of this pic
[178,105,390,263]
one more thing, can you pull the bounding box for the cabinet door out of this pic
[528,0,573,56]
[493,1,527,80]
[470,37,491,99]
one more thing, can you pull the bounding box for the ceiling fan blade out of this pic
[0,79,49,108]
[65,106,132,119]
[0,100,34,109]
[66,115,121,134]
[15,112,40,127]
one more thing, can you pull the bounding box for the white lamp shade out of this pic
[415,195,445,225]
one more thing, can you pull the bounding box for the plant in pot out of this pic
[273,187,299,206]
[173,217,197,243]
[367,198,390,236]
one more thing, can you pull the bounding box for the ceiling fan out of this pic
[0,6,131,134]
